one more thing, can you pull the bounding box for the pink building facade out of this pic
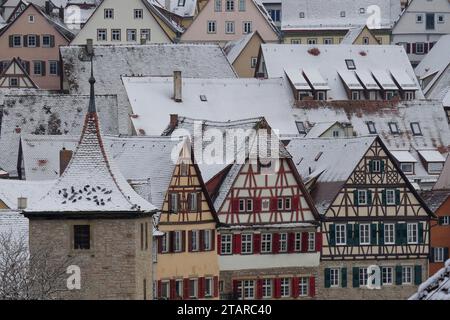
[181,0,279,45]
[0,3,73,90]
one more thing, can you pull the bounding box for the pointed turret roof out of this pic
[433,154,450,191]
[25,60,156,214]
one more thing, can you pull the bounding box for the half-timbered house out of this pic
[165,116,321,300]
[287,136,434,300]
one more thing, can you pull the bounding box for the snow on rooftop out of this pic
[390,150,417,163]
[304,122,339,138]
[0,94,118,177]
[0,179,55,209]
[261,44,423,100]
[338,69,364,90]
[0,210,29,243]
[444,90,450,107]
[390,68,418,90]
[285,69,311,90]
[418,150,446,163]
[410,259,450,300]
[123,77,299,136]
[281,0,401,31]
[163,0,197,17]
[340,26,365,44]
[224,32,257,65]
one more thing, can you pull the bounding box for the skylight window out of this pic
[299,12,305,18]
[296,121,306,134]
[359,8,366,14]
[410,122,422,136]
[340,11,346,18]
[367,121,377,134]
[200,95,207,102]
[388,122,399,135]
[345,59,356,70]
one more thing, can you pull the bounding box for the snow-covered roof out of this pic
[60,44,236,95]
[281,0,401,31]
[287,136,375,214]
[292,100,450,186]
[261,44,423,100]
[123,76,298,136]
[0,93,118,177]
[341,26,365,44]
[224,32,259,64]
[160,0,197,17]
[0,179,55,209]
[304,121,339,138]
[418,150,446,163]
[390,150,417,163]
[410,259,450,300]
[20,134,181,210]
[415,35,450,100]
[0,210,29,243]
[444,90,450,107]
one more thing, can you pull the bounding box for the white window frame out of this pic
[335,224,347,245]
[246,199,253,212]
[9,77,19,87]
[28,15,35,23]
[243,21,252,34]
[429,162,444,174]
[49,61,58,76]
[239,199,245,212]
[161,280,170,298]
[141,29,151,41]
[352,91,360,100]
[388,122,399,134]
[295,232,302,251]
[407,223,418,244]
[285,198,292,210]
[28,35,37,47]
[402,266,412,284]
[442,216,450,225]
[384,223,395,245]
[251,57,257,68]
[261,198,270,211]
[134,9,143,19]
[42,35,51,48]
[175,279,183,298]
[330,268,340,288]
[262,279,272,298]
[416,43,425,54]
[358,190,368,205]
[242,280,255,299]
[279,233,288,252]
[204,230,212,251]
[438,15,445,23]
[161,233,169,253]
[127,29,137,42]
[174,230,182,252]
[416,14,423,23]
[207,20,217,34]
[221,234,232,255]
[97,29,107,41]
[111,29,121,41]
[280,278,290,298]
[400,163,414,174]
[12,35,21,47]
[261,233,272,253]
[308,232,315,251]
[404,91,415,100]
[225,0,234,11]
[169,193,179,213]
[359,224,371,245]
[382,267,393,285]
[386,189,396,205]
[299,277,309,296]
[104,8,114,19]
[241,233,253,254]
[191,230,200,251]
[189,278,198,298]
[205,277,213,297]
[225,21,235,34]
[188,193,198,212]
[359,267,368,287]
[435,247,445,262]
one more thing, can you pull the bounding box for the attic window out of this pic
[200,95,207,102]
[388,122,399,135]
[340,11,346,18]
[296,121,306,134]
[410,122,422,136]
[178,0,186,6]
[359,8,365,14]
[366,121,377,134]
[299,12,305,18]
[345,59,356,70]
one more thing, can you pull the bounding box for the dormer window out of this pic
[200,95,207,102]
[388,122,399,134]
[345,59,356,70]
[178,0,186,6]
[299,12,305,18]
[410,122,422,136]
[359,8,365,14]
[366,121,377,134]
[351,91,360,100]
[340,11,346,18]
[296,121,306,134]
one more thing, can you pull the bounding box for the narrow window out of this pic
[73,225,90,250]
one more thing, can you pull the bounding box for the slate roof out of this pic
[281,0,401,31]
[123,76,298,136]
[410,259,450,300]
[260,44,424,100]
[20,134,181,210]
[420,190,449,213]
[0,93,118,177]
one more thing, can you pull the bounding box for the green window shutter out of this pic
[444,248,449,261]
[354,224,360,245]
[329,224,336,246]
[395,265,402,285]
[402,223,408,245]
[353,190,359,206]
[381,190,386,205]
[324,268,331,288]
[438,217,445,225]
[369,160,373,173]
[414,265,422,285]
[347,224,353,246]
[395,190,401,205]
[396,223,404,245]
[379,223,384,245]
[352,267,360,288]
[367,190,373,206]
[371,224,377,245]
[341,268,347,288]
[418,222,424,244]
[380,160,385,173]
[430,247,435,263]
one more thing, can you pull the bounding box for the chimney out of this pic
[59,7,64,21]
[60,148,73,176]
[17,197,27,210]
[173,71,182,102]
[45,1,51,14]
[170,114,178,129]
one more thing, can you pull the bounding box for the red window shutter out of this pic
[188,231,192,252]
[157,280,162,299]
[217,233,222,254]
[253,233,261,254]
[197,192,202,213]
[272,233,280,254]
[274,278,281,299]
[182,231,186,252]
[270,197,278,211]
[183,278,189,299]
[301,232,308,252]
[213,276,219,297]
[231,198,239,212]
[199,230,205,251]
[309,276,316,297]
[406,43,411,54]
[293,196,300,210]
[170,279,176,300]
[198,277,205,299]
[233,234,241,254]
[232,280,240,298]
[256,279,263,299]
[211,230,216,252]
[169,231,175,253]
[158,236,163,253]
[315,232,322,252]
[287,233,295,253]
[292,277,299,298]
[254,198,261,213]
[412,43,417,54]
